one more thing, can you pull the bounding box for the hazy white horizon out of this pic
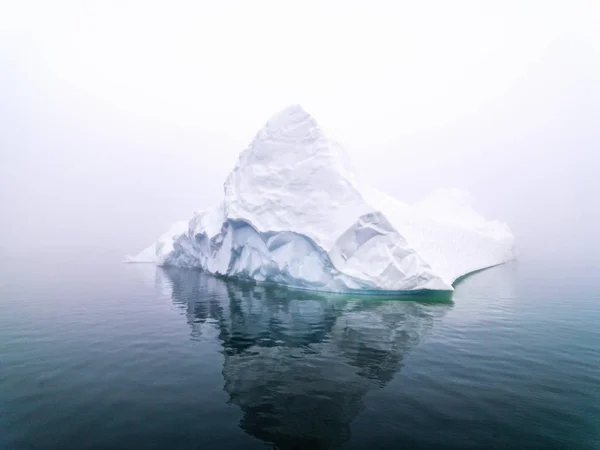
[1,1,598,266]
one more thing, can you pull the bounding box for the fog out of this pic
[1,1,598,267]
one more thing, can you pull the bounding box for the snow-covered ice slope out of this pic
[124,220,188,264]
[126,105,515,292]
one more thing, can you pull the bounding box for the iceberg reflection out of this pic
[163,268,452,449]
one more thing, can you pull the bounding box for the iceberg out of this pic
[126,105,515,292]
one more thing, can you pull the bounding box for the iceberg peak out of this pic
[126,106,515,293]
[251,104,322,146]
[266,104,310,125]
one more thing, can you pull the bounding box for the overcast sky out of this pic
[1,1,598,264]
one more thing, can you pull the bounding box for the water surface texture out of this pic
[1,257,599,449]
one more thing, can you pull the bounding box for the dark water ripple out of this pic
[1,258,599,449]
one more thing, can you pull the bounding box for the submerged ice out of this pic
[126,105,515,292]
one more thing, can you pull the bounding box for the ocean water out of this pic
[1,256,599,449]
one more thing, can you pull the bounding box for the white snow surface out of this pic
[126,105,515,292]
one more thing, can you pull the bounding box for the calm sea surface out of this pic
[1,255,599,449]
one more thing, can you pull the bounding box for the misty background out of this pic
[1,1,598,268]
